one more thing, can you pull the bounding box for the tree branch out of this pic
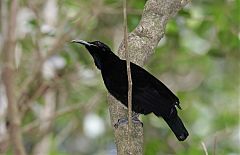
[1,0,26,154]
[17,11,99,118]
[22,93,101,133]
[123,0,134,154]
[108,0,189,154]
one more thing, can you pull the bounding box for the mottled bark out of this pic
[108,0,189,154]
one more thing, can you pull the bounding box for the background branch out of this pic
[17,12,98,117]
[22,93,101,133]
[1,0,26,154]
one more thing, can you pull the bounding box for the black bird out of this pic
[72,40,189,141]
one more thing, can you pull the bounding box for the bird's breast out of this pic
[101,66,127,93]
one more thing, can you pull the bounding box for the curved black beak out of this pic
[71,40,96,47]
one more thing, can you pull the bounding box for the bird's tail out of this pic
[164,115,189,141]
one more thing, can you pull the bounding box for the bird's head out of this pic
[71,40,111,54]
[71,39,115,69]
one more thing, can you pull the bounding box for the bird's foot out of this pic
[114,114,143,129]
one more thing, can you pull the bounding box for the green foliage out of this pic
[144,139,162,155]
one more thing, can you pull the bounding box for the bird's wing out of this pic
[130,63,181,116]
[148,71,181,109]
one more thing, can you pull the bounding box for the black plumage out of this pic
[72,40,189,141]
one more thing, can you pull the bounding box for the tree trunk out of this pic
[33,89,56,155]
[1,0,26,155]
[108,0,189,154]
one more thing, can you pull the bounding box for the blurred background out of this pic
[0,0,239,155]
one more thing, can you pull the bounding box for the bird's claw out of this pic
[132,116,143,127]
[114,118,127,129]
[114,114,143,129]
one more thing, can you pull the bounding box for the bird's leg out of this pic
[114,112,143,129]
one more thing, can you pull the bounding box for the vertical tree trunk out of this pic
[33,89,56,155]
[108,0,189,154]
[1,0,26,155]
[0,85,8,155]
